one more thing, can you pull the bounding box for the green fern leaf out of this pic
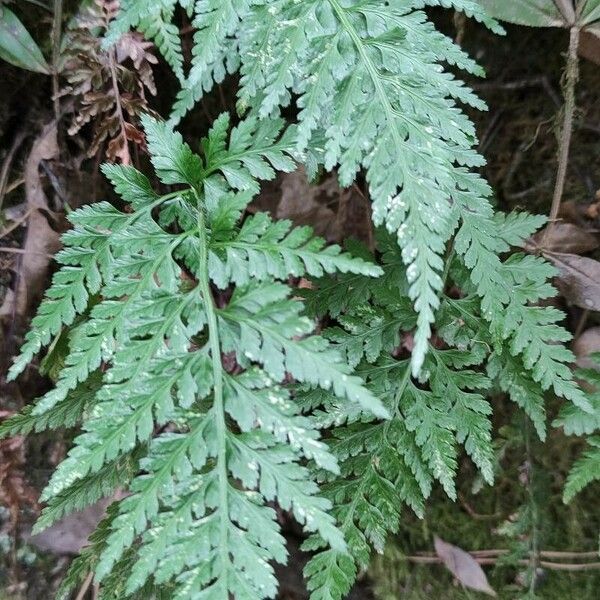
[9,114,384,600]
[564,436,600,502]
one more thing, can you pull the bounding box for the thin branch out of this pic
[4,178,25,195]
[23,0,52,10]
[436,549,600,560]
[544,24,581,242]
[0,246,55,258]
[0,132,27,212]
[74,572,93,600]
[405,555,600,571]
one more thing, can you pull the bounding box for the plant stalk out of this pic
[543,24,580,243]
[52,0,63,122]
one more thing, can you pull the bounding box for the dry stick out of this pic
[416,549,599,559]
[0,132,27,212]
[470,549,599,560]
[0,208,33,240]
[524,422,539,595]
[52,0,63,122]
[4,178,25,195]
[574,308,590,339]
[543,24,581,244]
[0,246,54,258]
[74,572,93,600]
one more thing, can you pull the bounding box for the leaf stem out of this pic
[193,188,230,589]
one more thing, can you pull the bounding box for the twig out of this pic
[457,492,500,520]
[4,178,25,195]
[463,549,599,559]
[24,0,52,10]
[0,132,27,212]
[405,555,600,570]
[74,572,93,600]
[525,422,539,595]
[0,208,33,240]
[40,160,69,209]
[478,109,503,154]
[472,76,548,92]
[574,309,590,339]
[543,24,581,243]
[0,246,55,258]
[538,560,600,571]
[540,550,599,559]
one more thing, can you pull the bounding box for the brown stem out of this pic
[405,556,600,571]
[544,24,580,242]
[538,560,600,571]
[0,246,54,257]
[472,549,599,560]
[52,0,63,122]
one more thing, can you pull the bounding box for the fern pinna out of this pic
[2,115,386,598]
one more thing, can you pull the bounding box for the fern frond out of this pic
[34,451,139,532]
[564,436,600,502]
[10,114,384,599]
[301,227,584,598]
[209,214,382,288]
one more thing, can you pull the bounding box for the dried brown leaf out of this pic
[527,223,599,254]
[277,168,339,241]
[0,123,61,319]
[0,412,39,533]
[106,129,131,165]
[62,0,157,162]
[28,495,123,555]
[579,30,600,65]
[434,536,497,597]
[255,168,371,244]
[573,327,600,373]
[546,252,600,311]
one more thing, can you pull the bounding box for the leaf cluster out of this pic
[3,1,599,599]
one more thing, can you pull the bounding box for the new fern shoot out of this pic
[2,1,600,599]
